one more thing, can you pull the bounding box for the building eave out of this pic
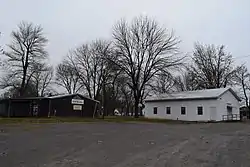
[49,93,100,103]
[145,97,217,103]
[145,88,242,103]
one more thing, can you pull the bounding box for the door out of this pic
[227,106,233,120]
[29,102,39,117]
[210,107,217,121]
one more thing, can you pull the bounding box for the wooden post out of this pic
[48,99,51,118]
[102,77,105,119]
[7,98,11,117]
[93,102,98,119]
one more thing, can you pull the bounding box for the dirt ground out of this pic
[0,122,250,167]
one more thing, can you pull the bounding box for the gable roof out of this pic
[2,93,100,103]
[145,88,241,102]
[49,93,100,103]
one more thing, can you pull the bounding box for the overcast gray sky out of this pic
[1,0,250,66]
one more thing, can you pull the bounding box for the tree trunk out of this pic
[20,71,27,97]
[36,81,39,97]
[126,103,129,116]
[134,99,139,118]
[130,106,134,116]
[140,108,143,116]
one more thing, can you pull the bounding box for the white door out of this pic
[210,107,217,121]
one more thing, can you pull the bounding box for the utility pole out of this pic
[102,70,106,119]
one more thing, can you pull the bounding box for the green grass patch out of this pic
[102,116,195,124]
[0,117,98,124]
[0,116,203,125]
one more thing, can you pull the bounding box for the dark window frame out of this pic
[153,107,158,114]
[166,107,171,114]
[181,107,186,115]
[197,106,203,115]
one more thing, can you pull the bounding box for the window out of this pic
[166,107,171,114]
[197,106,203,115]
[181,107,186,115]
[153,107,158,114]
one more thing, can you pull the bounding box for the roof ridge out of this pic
[145,88,235,102]
[154,88,229,96]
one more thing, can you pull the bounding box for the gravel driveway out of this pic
[0,122,250,167]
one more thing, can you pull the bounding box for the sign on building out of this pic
[71,99,84,105]
[73,105,82,111]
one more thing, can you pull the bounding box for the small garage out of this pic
[0,93,100,117]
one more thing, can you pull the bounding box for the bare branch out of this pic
[31,63,54,96]
[111,15,182,117]
[55,59,82,94]
[188,43,239,89]
[66,39,113,99]
[2,21,48,97]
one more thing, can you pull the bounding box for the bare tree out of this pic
[67,40,113,100]
[0,32,3,54]
[55,60,82,94]
[235,65,250,110]
[173,71,197,91]
[149,72,175,94]
[1,81,37,98]
[112,16,182,117]
[1,21,48,97]
[189,43,239,89]
[115,74,134,116]
[32,63,53,96]
[101,65,123,116]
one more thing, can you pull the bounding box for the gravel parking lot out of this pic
[0,122,250,167]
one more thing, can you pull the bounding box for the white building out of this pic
[144,88,241,121]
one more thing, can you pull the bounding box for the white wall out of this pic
[144,99,219,121]
[217,90,240,120]
[144,90,240,121]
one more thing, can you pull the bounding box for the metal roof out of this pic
[145,88,241,102]
[49,93,100,103]
[2,93,100,103]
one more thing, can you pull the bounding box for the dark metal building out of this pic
[49,94,100,117]
[0,94,99,117]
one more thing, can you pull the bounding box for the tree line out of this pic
[0,16,249,117]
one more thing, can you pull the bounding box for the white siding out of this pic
[144,90,240,121]
[144,99,219,121]
[217,90,240,121]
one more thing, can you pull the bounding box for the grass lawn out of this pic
[0,117,96,124]
[0,116,195,125]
